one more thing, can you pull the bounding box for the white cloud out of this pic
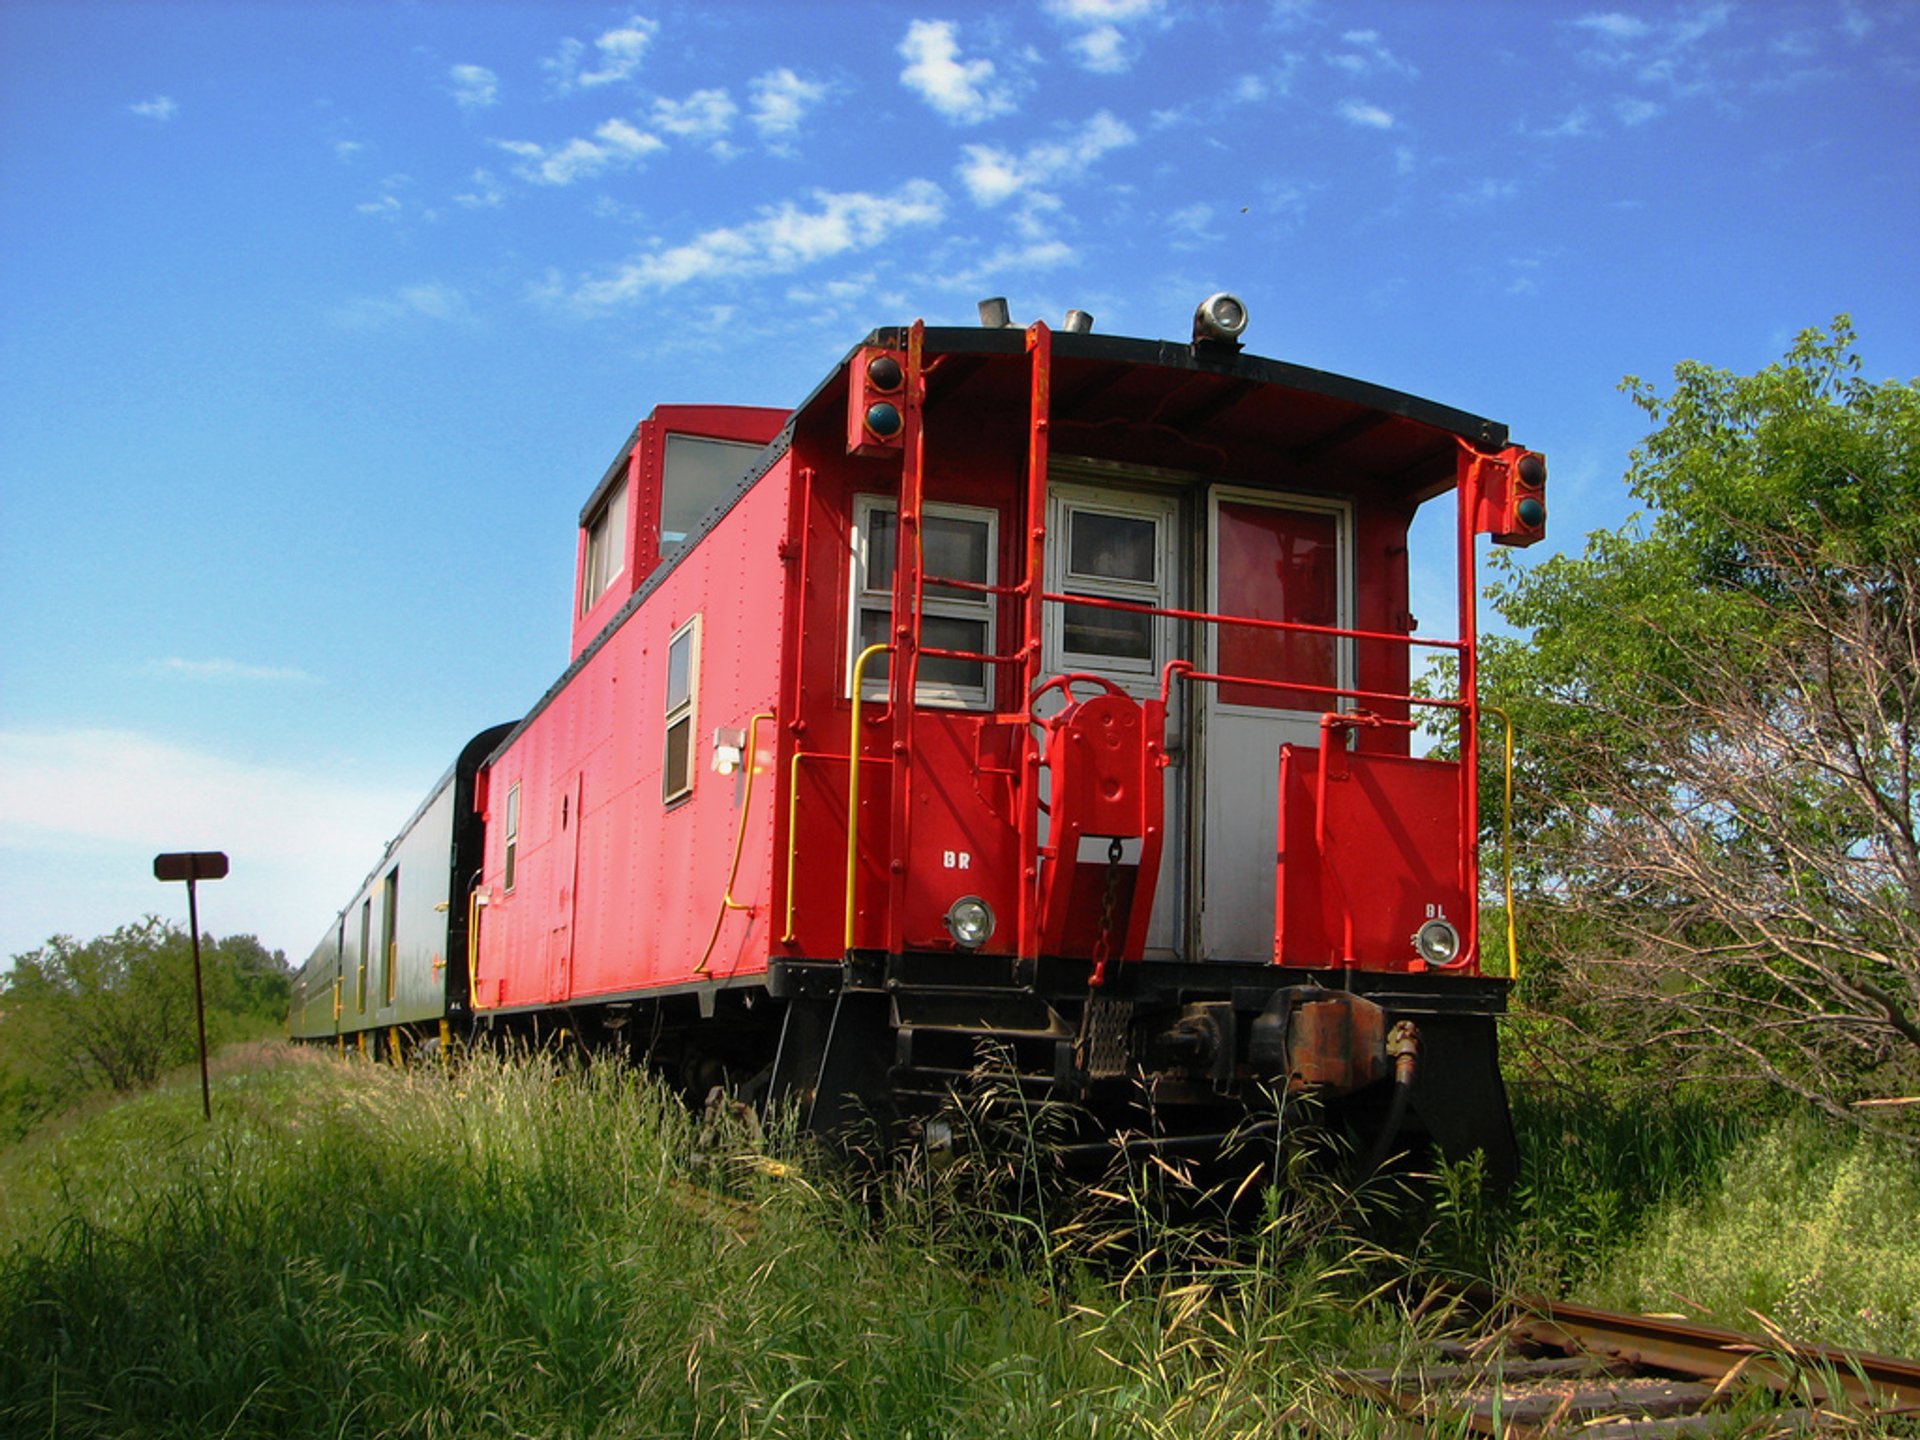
[333,139,365,162]
[1046,0,1166,73]
[1047,0,1161,18]
[330,283,475,329]
[898,19,1017,124]
[129,96,178,122]
[0,728,426,962]
[1614,96,1663,124]
[1523,105,1596,139]
[1167,202,1218,246]
[554,181,947,309]
[449,63,499,111]
[946,238,1077,289]
[651,88,738,142]
[455,169,504,208]
[749,68,827,138]
[147,658,319,684]
[496,118,665,186]
[1337,98,1395,129]
[1576,12,1652,41]
[545,15,658,93]
[956,110,1136,206]
[357,194,402,217]
[1326,28,1418,77]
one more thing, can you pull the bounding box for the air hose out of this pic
[1356,1021,1420,1183]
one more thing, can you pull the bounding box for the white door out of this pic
[1199,488,1352,961]
[1042,478,1187,957]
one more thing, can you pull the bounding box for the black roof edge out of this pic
[861,325,1508,449]
[578,422,645,527]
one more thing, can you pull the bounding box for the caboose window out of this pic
[503,782,520,893]
[661,435,763,558]
[850,496,997,708]
[1046,485,1176,686]
[582,478,629,612]
[663,615,700,803]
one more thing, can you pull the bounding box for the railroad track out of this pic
[1334,1290,1920,1436]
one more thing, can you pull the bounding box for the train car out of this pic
[290,723,512,1054]
[458,294,1546,1177]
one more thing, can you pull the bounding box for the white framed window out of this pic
[581,477,629,612]
[503,782,521,893]
[1045,485,1177,689]
[663,614,701,803]
[849,496,998,709]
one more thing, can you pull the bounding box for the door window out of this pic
[1211,496,1347,711]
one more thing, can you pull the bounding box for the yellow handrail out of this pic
[846,644,891,951]
[695,710,775,973]
[783,751,807,943]
[1484,704,1518,982]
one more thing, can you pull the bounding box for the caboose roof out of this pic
[827,324,1507,506]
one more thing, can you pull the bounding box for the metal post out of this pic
[185,877,212,1120]
[154,850,227,1122]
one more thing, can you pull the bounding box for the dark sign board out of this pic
[154,851,230,883]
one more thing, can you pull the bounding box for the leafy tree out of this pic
[1482,319,1920,1140]
[0,918,289,1135]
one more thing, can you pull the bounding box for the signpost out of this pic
[154,851,229,1120]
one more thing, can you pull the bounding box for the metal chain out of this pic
[1089,836,1124,988]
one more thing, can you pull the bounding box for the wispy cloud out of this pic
[495,119,665,186]
[1325,28,1418,78]
[944,238,1078,289]
[449,63,499,112]
[455,169,504,209]
[1045,0,1168,75]
[332,139,365,162]
[1576,12,1652,42]
[129,96,178,122]
[898,20,1017,124]
[329,283,476,329]
[1337,98,1395,129]
[1521,105,1596,139]
[147,658,319,684]
[545,15,658,94]
[748,68,827,140]
[1571,4,1733,97]
[651,88,738,152]
[0,727,426,959]
[549,181,947,309]
[956,111,1136,206]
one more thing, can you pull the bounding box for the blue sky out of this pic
[2,0,1916,964]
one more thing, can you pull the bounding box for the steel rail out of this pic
[1500,1291,1920,1414]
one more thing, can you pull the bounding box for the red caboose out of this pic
[468,297,1544,1175]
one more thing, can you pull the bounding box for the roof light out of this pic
[1192,292,1249,345]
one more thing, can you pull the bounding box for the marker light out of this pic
[866,354,903,391]
[864,401,903,438]
[1413,918,1462,967]
[1192,292,1249,344]
[945,896,995,949]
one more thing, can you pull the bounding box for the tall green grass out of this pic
[0,1045,1425,1439]
[5,1042,1915,1438]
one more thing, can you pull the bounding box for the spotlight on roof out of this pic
[1192,292,1249,349]
[977,297,1013,329]
[1062,309,1094,334]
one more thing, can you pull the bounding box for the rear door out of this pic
[1198,488,1351,961]
[1042,477,1186,956]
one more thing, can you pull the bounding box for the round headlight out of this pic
[945,896,995,949]
[1413,918,1461,967]
[1193,291,1249,343]
[864,401,903,438]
